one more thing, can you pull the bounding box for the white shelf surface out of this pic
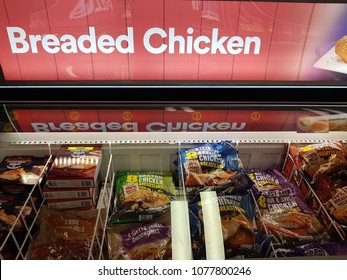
[1,131,346,145]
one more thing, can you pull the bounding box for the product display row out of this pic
[0,140,346,260]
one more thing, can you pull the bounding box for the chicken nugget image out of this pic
[335,35,347,63]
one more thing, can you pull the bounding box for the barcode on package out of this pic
[77,191,88,197]
[47,199,93,209]
[82,181,92,187]
[82,200,92,207]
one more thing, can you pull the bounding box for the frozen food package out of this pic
[0,194,39,259]
[248,166,285,193]
[25,206,102,260]
[179,141,240,194]
[0,155,51,186]
[0,182,44,259]
[46,145,102,188]
[250,166,330,247]
[325,186,347,227]
[187,171,254,203]
[313,162,347,204]
[313,161,347,186]
[109,171,177,224]
[271,243,330,257]
[107,213,171,260]
[0,187,41,231]
[290,141,347,181]
[189,193,255,259]
[0,156,49,252]
[248,166,308,205]
[272,240,347,257]
[320,240,347,255]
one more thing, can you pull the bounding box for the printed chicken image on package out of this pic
[109,171,177,224]
[189,193,255,259]
[249,166,330,248]
[25,206,102,260]
[290,141,347,182]
[179,141,241,196]
[107,213,171,260]
[0,156,50,186]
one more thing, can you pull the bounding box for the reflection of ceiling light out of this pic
[303,109,327,116]
[65,65,79,78]
[181,107,195,113]
[321,109,345,115]
[165,107,176,111]
[303,108,347,120]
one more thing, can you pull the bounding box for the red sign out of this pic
[7,108,345,133]
[1,1,347,82]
